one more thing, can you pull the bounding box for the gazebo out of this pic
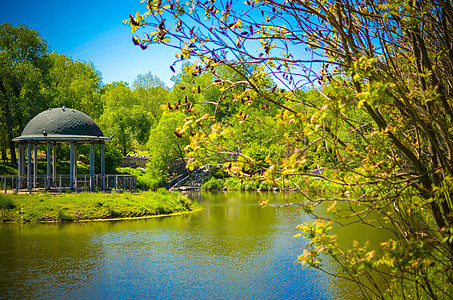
[12,107,110,192]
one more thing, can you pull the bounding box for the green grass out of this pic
[201,178,225,190]
[0,189,199,223]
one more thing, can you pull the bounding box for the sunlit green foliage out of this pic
[132,71,170,122]
[0,191,198,222]
[0,23,50,165]
[47,53,102,118]
[146,110,189,185]
[99,82,153,155]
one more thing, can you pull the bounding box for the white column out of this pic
[70,142,74,190]
[74,143,77,191]
[46,142,51,189]
[18,143,25,189]
[27,143,31,190]
[33,144,37,188]
[90,143,95,191]
[52,143,57,186]
[101,143,105,191]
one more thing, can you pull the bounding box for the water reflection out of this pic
[0,191,383,299]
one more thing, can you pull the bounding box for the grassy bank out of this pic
[0,189,199,223]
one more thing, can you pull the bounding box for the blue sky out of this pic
[0,0,178,87]
[1,1,319,90]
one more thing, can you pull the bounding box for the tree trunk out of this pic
[8,133,17,167]
[1,145,7,162]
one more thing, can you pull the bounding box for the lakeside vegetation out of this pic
[0,190,199,223]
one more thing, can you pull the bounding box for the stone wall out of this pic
[167,164,222,191]
[120,155,149,168]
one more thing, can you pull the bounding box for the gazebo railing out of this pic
[0,174,136,193]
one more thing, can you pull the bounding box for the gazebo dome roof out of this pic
[13,107,109,143]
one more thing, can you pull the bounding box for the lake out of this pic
[0,191,387,299]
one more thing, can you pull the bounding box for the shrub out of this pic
[201,178,225,190]
[222,177,262,191]
[136,171,167,190]
[224,177,242,190]
[243,181,259,191]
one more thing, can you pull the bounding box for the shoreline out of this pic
[0,207,204,224]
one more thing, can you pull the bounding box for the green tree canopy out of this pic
[147,110,189,175]
[132,71,166,90]
[132,72,170,122]
[99,82,152,155]
[0,23,50,165]
[47,52,102,119]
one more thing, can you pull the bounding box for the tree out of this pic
[99,83,152,156]
[132,71,166,89]
[0,23,50,166]
[47,53,103,119]
[147,110,189,175]
[164,62,285,170]
[127,1,453,298]
[132,72,170,122]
